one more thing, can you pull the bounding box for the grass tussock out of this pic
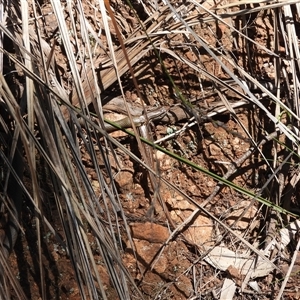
[0,0,300,299]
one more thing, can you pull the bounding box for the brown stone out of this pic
[115,171,133,188]
[130,222,169,243]
[209,143,221,156]
[174,275,193,297]
[132,239,168,274]
[226,200,258,229]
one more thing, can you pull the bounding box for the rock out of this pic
[174,275,193,297]
[169,209,213,246]
[130,222,169,243]
[226,200,258,229]
[130,239,168,274]
[115,171,133,188]
[209,143,221,156]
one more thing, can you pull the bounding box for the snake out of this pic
[0,71,270,277]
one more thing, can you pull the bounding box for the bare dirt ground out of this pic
[3,1,300,299]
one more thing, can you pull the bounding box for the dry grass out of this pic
[0,0,300,299]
